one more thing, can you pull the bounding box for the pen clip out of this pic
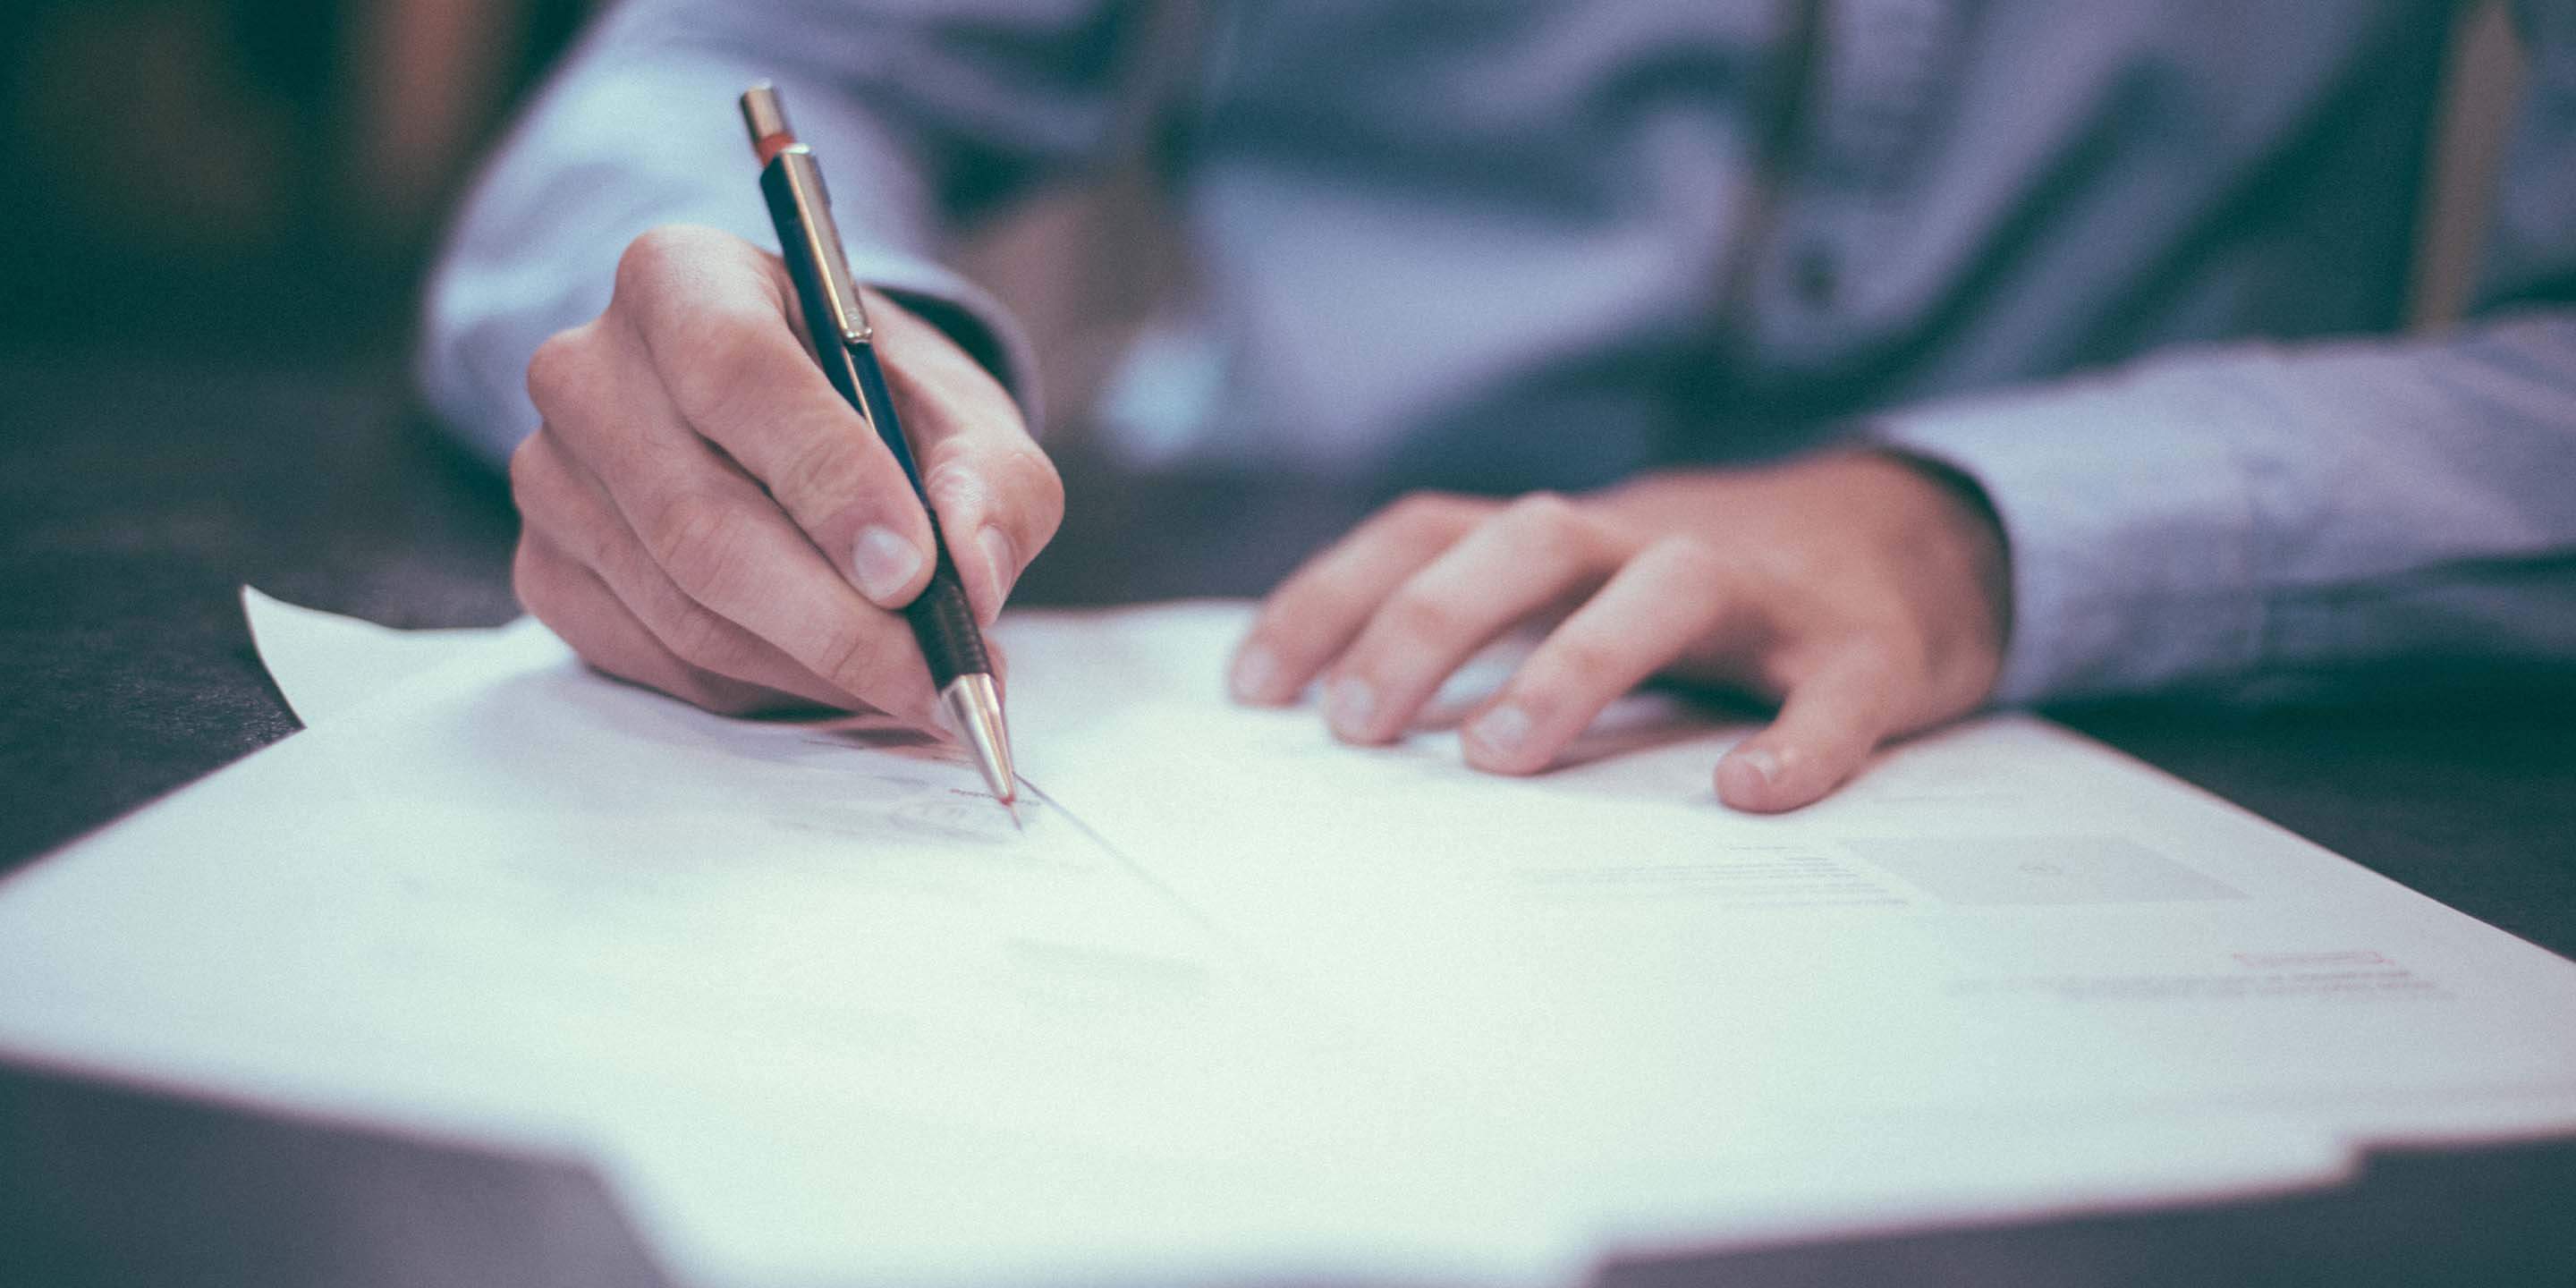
[774,149,874,348]
[741,84,873,348]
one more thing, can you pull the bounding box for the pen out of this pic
[739,82,1017,807]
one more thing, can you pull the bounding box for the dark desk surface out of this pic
[4,354,2572,1287]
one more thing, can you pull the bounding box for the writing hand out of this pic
[510,225,1061,723]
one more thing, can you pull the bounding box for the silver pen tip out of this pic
[941,674,1017,806]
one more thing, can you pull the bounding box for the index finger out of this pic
[615,225,938,611]
[1230,492,1490,706]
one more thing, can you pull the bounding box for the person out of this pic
[420,0,2576,812]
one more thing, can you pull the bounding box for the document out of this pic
[2,594,2572,1288]
[243,586,556,725]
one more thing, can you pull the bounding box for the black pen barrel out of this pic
[758,157,994,685]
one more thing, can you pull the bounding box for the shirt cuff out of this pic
[1869,360,2278,705]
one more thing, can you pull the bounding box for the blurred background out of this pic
[0,0,1179,419]
[0,0,2527,424]
[0,0,589,362]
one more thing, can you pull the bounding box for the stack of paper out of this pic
[0,590,2570,1288]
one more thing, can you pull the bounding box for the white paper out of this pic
[4,595,2573,1288]
[1002,607,2576,1242]
[242,586,550,725]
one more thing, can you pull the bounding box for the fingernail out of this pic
[976,527,1017,624]
[852,525,924,604]
[1467,704,1530,760]
[1326,676,1377,739]
[1230,647,1279,703]
[1718,746,1784,806]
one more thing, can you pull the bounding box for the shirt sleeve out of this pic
[416,0,1141,465]
[1875,0,2576,706]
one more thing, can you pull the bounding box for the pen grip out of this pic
[904,563,988,691]
[846,341,996,691]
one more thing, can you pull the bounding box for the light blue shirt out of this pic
[420,0,2576,707]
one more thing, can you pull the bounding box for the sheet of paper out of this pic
[242,586,550,725]
[1021,608,2576,1157]
[12,602,1601,1288]
[4,595,2572,1288]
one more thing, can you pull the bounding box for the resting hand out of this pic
[509,225,1061,723]
[1228,453,2011,811]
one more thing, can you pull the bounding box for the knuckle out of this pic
[613,225,704,298]
[672,668,766,717]
[1500,491,1582,545]
[1641,534,1728,584]
[920,456,979,517]
[647,494,750,595]
[524,329,590,414]
[1833,623,1907,672]
[655,600,746,674]
[997,445,1064,518]
[661,321,770,428]
[967,445,1065,547]
[813,621,901,695]
[1849,631,1922,689]
[771,422,874,512]
[506,436,548,514]
[927,445,1055,522]
[510,540,552,614]
[1383,489,1470,538]
[1246,592,1319,658]
[1380,588,1466,648]
[1257,551,1370,649]
[1541,634,1624,688]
